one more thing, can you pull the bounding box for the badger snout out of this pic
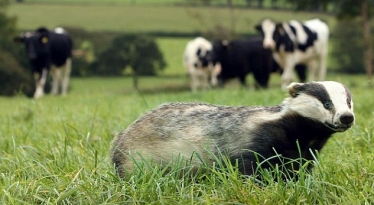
[326,112,355,132]
[339,113,354,126]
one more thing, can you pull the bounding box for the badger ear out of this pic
[288,82,304,98]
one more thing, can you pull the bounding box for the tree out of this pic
[331,19,369,74]
[93,34,166,89]
[0,0,34,97]
[289,0,373,85]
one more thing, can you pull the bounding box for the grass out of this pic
[2,1,373,204]
[8,2,335,34]
[1,74,374,204]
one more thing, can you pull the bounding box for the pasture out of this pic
[2,1,374,204]
[8,2,334,34]
[1,75,374,204]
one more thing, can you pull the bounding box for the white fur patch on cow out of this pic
[261,19,277,49]
[258,18,329,89]
[183,37,216,91]
[289,20,308,45]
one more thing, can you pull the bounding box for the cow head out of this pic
[195,47,213,68]
[255,19,285,51]
[211,40,231,65]
[14,28,51,61]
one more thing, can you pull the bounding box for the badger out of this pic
[110,81,354,178]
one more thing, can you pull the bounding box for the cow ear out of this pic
[254,24,261,31]
[221,40,231,50]
[287,82,304,98]
[36,27,49,44]
[221,40,229,46]
[41,36,49,44]
[14,36,24,43]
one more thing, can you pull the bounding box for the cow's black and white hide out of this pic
[212,37,277,88]
[273,57,308,83]
[183,37,219,91]
[255,18,329,89]
[14,27,73,98]
[111,81,354,179]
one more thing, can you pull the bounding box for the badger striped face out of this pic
[286,81,354,132]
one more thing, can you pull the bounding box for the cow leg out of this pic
[210,63,221,88]
[61,58,72,96]
[239,75,247,87]
[295,64,307,82]
[307,59,318,82]
[252,63,269,89]
[190,72,199,92]
[50,66,61,95]
[281,57,296,89]
[318,53,327,81]
[202,72,210,90]
[33,69,48,99]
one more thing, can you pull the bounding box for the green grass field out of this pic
[8,2,334,34]
[1,74,374,204]
[2,1,374,204]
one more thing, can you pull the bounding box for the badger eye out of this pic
[324,100,333,110]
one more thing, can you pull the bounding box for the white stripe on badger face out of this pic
[316,81,354,131]
[285,81,354,132]
[261,19,276,50]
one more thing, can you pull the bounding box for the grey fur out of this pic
[110,81,354,178]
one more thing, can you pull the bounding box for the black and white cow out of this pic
[183,37,220,91]
[14,27,73,98]
[212,37,278,88]
[255,18,329,89]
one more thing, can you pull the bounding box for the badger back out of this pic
[110,81,355,178]
[285,81,354,132]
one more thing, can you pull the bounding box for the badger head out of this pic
[286,81,355,132]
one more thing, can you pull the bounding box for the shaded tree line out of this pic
[182,0,341,11]
[0,0,34,96]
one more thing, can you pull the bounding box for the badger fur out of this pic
[111,81,354,178]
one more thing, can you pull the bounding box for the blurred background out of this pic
[0,0,372,96]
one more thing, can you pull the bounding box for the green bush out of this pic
[331,18,374,74]
[0,0,35,97]
[92,34,166,76]
[62,27,118,77]
[0,50,34,97]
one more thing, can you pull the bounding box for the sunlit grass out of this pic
[8,3,335,34]
[0,74,373,203]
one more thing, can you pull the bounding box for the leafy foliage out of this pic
[0,0,35,96]
[286,0,373,16]
[335,0,373,19]
[0,52,34,96]
[331,18,374,73]
[93,34,166,76]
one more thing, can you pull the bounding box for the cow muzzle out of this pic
[263,39,275,50]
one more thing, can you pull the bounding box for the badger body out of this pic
[111,81,354,178]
